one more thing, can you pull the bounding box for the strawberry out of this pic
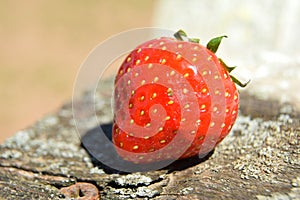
[112,30,248,164]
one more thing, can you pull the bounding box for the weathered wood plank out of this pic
[0,78,299,199]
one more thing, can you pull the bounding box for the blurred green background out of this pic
[0,0,154,143]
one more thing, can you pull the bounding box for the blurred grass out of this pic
[0,0,154,143]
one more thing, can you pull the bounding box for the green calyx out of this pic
[206,35,227,53]
[217,58,250,88]
[218,58,236,73]
[229,75,250,88]
[218,58,249,87]
[173,30,250,88]
[174,29,200,43]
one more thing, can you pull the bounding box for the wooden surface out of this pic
[0,80,299,199]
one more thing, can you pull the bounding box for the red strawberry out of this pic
[112,30,248,164]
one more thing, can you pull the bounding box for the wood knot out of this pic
[60,182,100,200]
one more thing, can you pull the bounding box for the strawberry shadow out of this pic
[163,150,214,173]
[81,123,213,174]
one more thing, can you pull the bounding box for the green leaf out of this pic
[174,29,187,41]
[174,30,200,43]
[188,38,200,43]
[219,58,236,73]
[230,75,250,88]
[219,58,250,88]
[206,35,227,53]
